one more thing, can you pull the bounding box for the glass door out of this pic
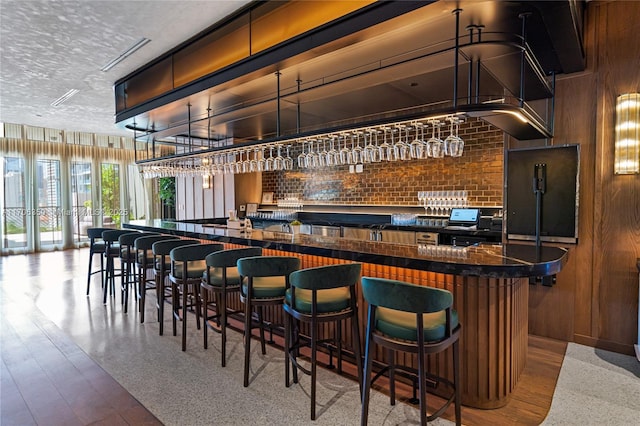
[1,157,27,250]
[71,162,92,244]
[36,159,62,247]
[101,163,121,226]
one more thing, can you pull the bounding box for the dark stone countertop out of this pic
[124,220,568,279]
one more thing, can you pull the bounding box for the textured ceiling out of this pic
[0,0,252,137]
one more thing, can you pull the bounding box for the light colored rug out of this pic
[541,342,640,425]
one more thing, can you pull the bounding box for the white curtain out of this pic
[0,136,146,255]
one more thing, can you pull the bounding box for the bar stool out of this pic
[284,263,363,420]
[102,229,139,304]
[153,239,199,336]
[133,234,177,323]
[360,277,461,426]
[85,227,111,296]
[119,232,157,312]
[237,255,301,387]
[201,247,263,366]
[169,243,224,351]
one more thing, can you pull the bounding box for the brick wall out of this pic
[262,118,504,206]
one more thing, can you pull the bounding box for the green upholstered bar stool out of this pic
[202,247,263,367]
[133,234,178,323]
[85,227,112,296]
[102,229,139,304]
[153,239,200,336]
[284,263,363,421]
[169,243,224,351]
[360,277,461,426]
[236,256,301,387]
[118,231,157,312]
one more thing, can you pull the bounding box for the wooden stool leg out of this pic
[202,287,209,349]
[194,283,201,330]
[121,259,126,308]
[243,298,252,387]
[454,340,461,426]
[102,255,110,304]
[181,280,188,351]
[360,305,376,426]
[388,348,396,406]
[310,318,318,420]
[220,289,227,367]
[417,346,426,426]
[158,275,165,335]
[337,320,343,373]
[257,306,266,355]
[86,250,94,295]
[351,312,363,396]
[284,308,291,387]
[172,282,178,337]
[140,268,146,323]
[292,318,299,384]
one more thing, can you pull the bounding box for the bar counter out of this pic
[124,219,568,409]
[125,219,566,278]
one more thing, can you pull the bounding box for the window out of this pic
[127,164,145,221]
[1,157,26,250]
[101,163,121,226]
[37,159,62,247]
[71,162,92,243]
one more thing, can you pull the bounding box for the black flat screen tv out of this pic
[505,144,580,244]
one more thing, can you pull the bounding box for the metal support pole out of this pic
[276,71,282,137]
[207,107,212,149]
[466,25,475,105]
[550,71,556,135]
[475,25,483,103]
[150,124,156,159]
[296,78,302,133]
[452,8,462,109]
[518,13,531,108]
[133,124,137,162]
[533,163,546,249]
[187,103,192,153]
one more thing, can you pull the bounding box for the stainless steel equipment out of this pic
[377,229,416,244]
[264,223,287,232]
[342,226,417,244]
[342,227,375,241]
[311,225,341,237]
[415,231,439,245]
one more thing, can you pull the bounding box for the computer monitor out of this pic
[448,208,479,226]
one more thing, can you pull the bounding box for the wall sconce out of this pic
[202,174,212,189]
[615,93,640,174]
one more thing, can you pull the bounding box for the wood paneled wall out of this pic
[524,1,640,355]
[175,173,234,220]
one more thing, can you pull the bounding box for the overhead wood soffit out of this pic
[116,0,585,154]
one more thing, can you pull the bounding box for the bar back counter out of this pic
[124,219,567,409]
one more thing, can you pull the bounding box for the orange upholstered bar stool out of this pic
[284,263,363,420]
[236,255,301,387]
[201,246,263,367]
[360,277,461,426]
